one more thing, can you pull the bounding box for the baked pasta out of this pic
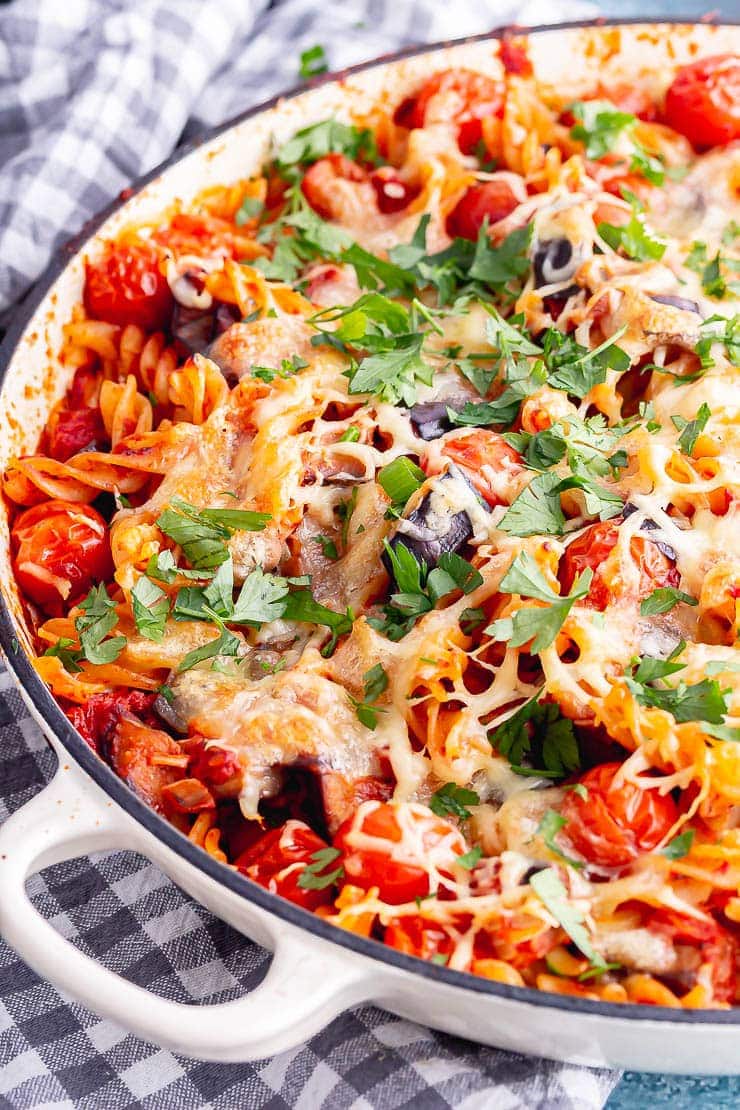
[7,35,740,1009]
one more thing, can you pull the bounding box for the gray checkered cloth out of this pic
[0,1,622,1106]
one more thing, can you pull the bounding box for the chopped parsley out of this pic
[275,120,378,174]
[429,782,480,821]
[598,210,666,262]
[348,663,388,729]
[456,845,483,870]
[486,552,593,653]
[313,535,339,560]
[372,545,483,640]
[299,44,328,79]
[625,655,731,726]
[156,498,270,570]
[131,576,170,642]
[498,470,622,538]
[530,868,606,968]
[536,809,582,870]
[490,697,580,779]
[568,99,665,185]
[672,402,711,456]
[685,241,740,300]
[75,585,126,665]
[234,194,264,226]
[640,587,697,616]
[296,846,344,890]
[662,829,695,861]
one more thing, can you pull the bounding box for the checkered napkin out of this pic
[0,0,622,1105]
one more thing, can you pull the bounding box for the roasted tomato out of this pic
[84,241,173,331]
[186,738,242,790]
[65,690,159,752]
[561,762,678,868]
[384,916,454,962]
[558,518,680,610]
[663,55,740,149]
[446,181,520,241]
[301,154,367,219]
[234,820,336,911]
[334,801,465,905]
[108,717,185,812]
[11,500,113,614]
[394,69,504,154]
[648,909,736,1004]
[434,429,525,507]
[44,407,107,461]
[370,167,421,213]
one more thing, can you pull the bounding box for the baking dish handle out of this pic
[0,760,375,1061]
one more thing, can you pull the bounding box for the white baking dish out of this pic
[0,19,738,1070]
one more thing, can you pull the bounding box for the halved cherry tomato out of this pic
[500,38,533,78]
[84,241,173,331]
[44,407,107,461]
[11,500,113,614]
[301,154,367,219]
[385,916,454,962]
[65,689,159,752]
[431,429,525,507]
[664,55,740,149]
[370,167,421,213]
[561,762,678,868]
[394,70,504,155]
[558,518,680,610]
[235,820,336,910]
[446,181,520,241]
[648,909,736,1004]
[334,801,465,905]
[186,737,242,789]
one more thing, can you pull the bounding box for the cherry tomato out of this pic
[500,38,533,78]
[334,801,465,905]
[561,762,678,868]
[65,690,159,752]
[446,181,520,241]
[44,407,107,462]
[234,820,336,911]
[108,718,184,812]
[394,70,504,155]
[370,167,421,213]
[559,518,680,610]
[664,55,740,149]
[186,737,242,789]
[11,500,113,614]
[84,241,173,331]
[384,916,454,962]
[301,154,367,219]
[432,430,525,507]
[648,909,736,1004]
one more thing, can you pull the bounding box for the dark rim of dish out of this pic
[1,17,739,1025]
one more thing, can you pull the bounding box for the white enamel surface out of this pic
[1,22,739,1068]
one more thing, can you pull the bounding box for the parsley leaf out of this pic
[429,782,480,821]
[275,120,378,173]
[456,845,483,870]
[662,829,695,860]
[231,567,290,625]
[296,846,344,890]
[75,585,126,665]
[313,535,339,560]
[348,663,388,729]
[673,402,711,456]
[234,194,264,226]
[530,868,606,968]
[299,44,328,79]
[640,587,697,616]
[498,472,565,536]
[131,576,170,642]
[156,498,270,570]
[625,657,730,725]
[282,590,354,655]
[486,552,592,653]
[598,211,666,261]
[42,637,82,673]
[537,809,583,869]
[490,697,580,779]
[569,100,634,159]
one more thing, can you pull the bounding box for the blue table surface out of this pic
[584,4,739,1105]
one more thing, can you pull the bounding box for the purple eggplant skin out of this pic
[409,400,465,441]
[533,237,577,287]
[622,504,677,562]
[649,294,702,315]
[382,470,475,586]
[171,300,240,355]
